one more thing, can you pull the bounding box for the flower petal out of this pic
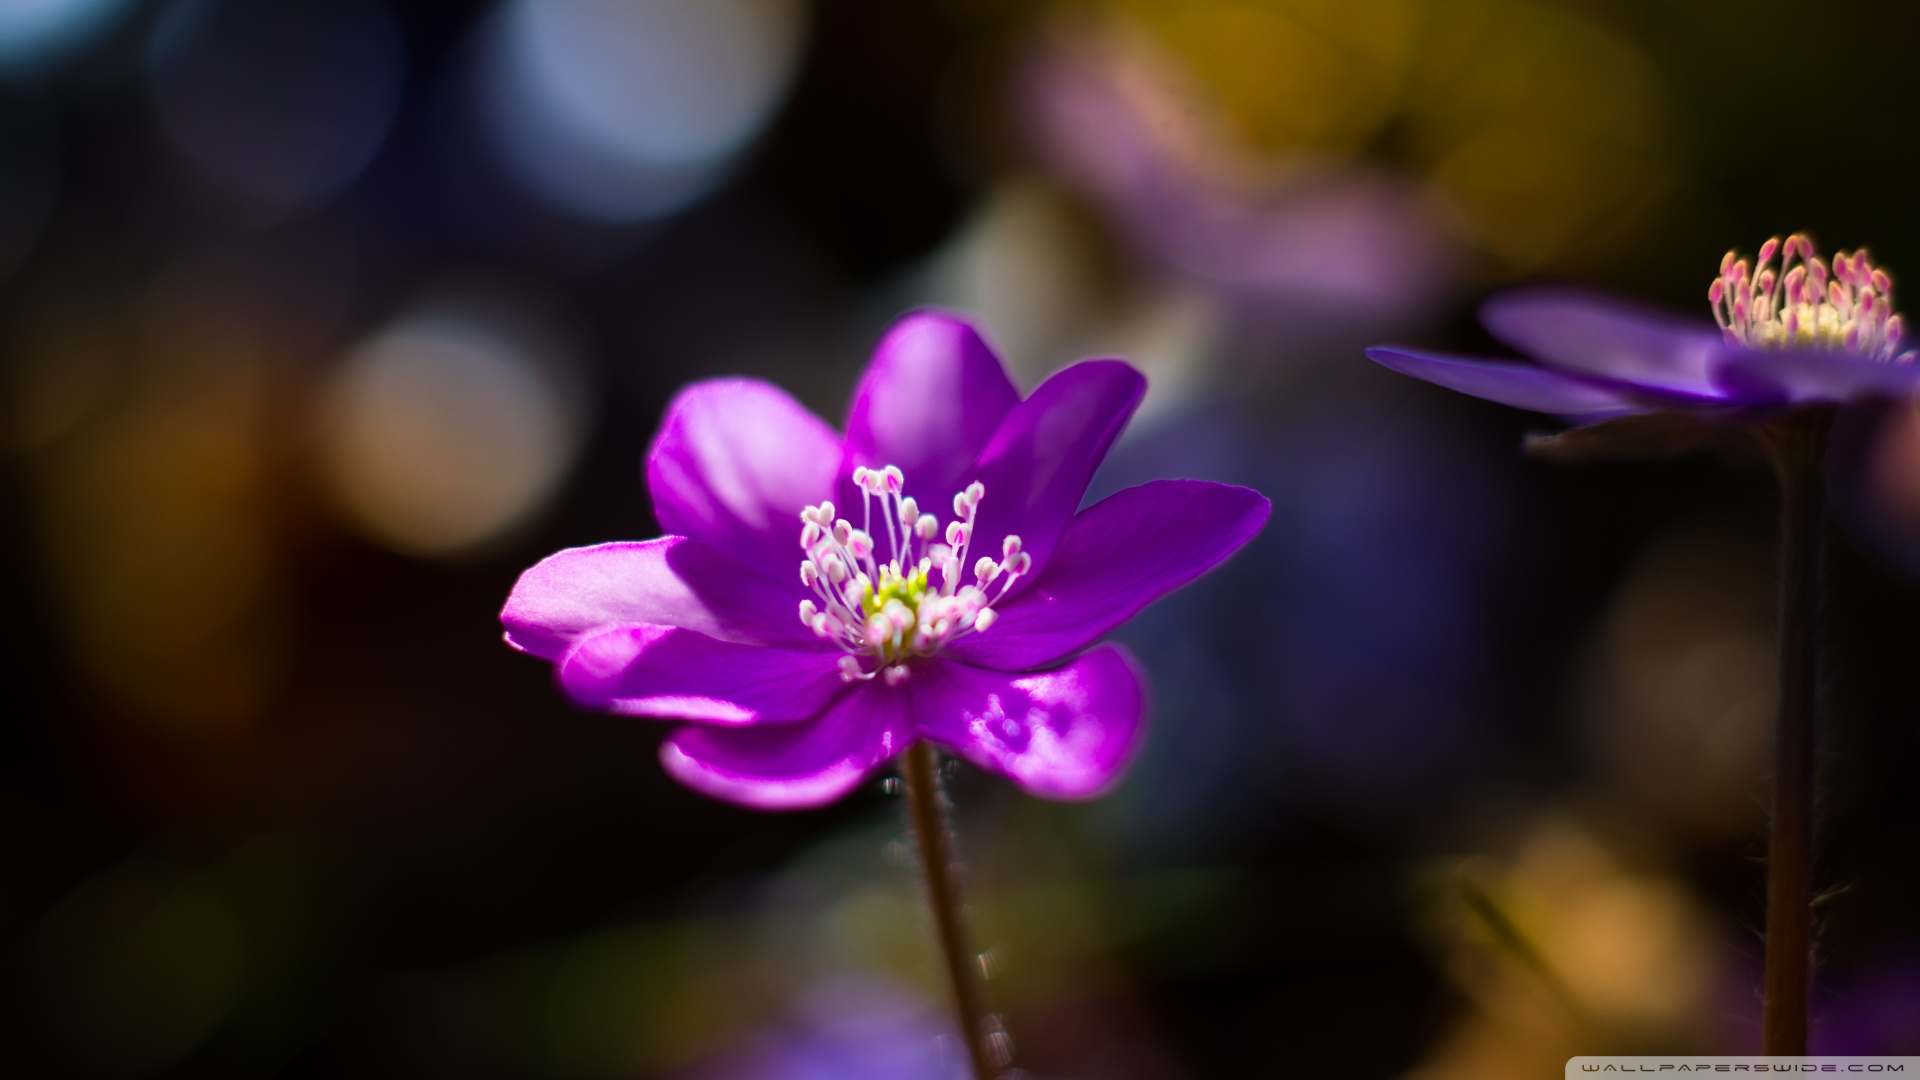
[1365,346,1643,417]
[661,538,823,649]
[967,359,1146,586]
[501,537,822,658]
[647,378,843,572]
[912,646,1146,800]
[840,311,1021,509]
[948,480,1270,671]
[659,684,910,810]
[1712,345,1920,404]
[502,538,736,659]
[1480,287,1725,397]
[560,624,848,723]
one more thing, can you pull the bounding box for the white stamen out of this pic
[794,465,1027,672]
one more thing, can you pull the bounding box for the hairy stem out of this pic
[1759,411,1830,1056]
[901,741,1007,1079]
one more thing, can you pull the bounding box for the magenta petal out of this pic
[912,646,1146,800]
[1365,346,1643,417]
[561,624,848,723]
[948,480,1270,671]
[647,378,843,572]
[1713,345,1920,404]
[1481,287,1725,396]
[659,684,910,810]
[502,538,741,660]
[967,359,1146,585]
[660,539,821,649]
[841,311,1021,508]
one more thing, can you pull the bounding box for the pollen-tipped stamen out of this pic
[799,465,1030,681]
[1711,232,1911,361]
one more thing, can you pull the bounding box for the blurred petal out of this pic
[647,378,842,571]
[1365,346,1642,417]
[1713,345,1920,404]
[660,684,909,810]
[1524,409,1754,462]
[840,311,1020,510]
[968,359,1146,587]
[949,480,1270,671]
[913,646,1146,800]
[560,624,844,722]
[1481,287,1724,396]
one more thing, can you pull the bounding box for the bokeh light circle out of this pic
[319,297,591,556]
[149,0,405,214]
[480,0,805,221]
[0,0,138,65]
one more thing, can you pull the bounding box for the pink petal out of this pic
[967,359,1146,589]
[948,480,1270,671]
[647,378,843,573]
[560,624,848,723]
[502,538,734,660]
[840,311,1021,511]
[912,646,1146,800]
[501,537,820,659]
[660,684,910,810]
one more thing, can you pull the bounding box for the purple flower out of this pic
[1022,20,1455,323]
[1366,234,1920,434]
[501,311,1270,810]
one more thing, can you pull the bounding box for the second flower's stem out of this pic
[901,741,1008,1080]
[1759,412,1830,1056]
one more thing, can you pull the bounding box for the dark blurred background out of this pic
[3,0,1919,1076]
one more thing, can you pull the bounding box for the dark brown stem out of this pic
[901,741,1007,1080]
[1758,410,1830,1056]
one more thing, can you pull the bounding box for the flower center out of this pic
[796,464,1032,684]
[1709,232,1908,360]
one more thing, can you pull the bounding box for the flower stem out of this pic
[901,741,1007,1080]
[1758,411,1830,1056]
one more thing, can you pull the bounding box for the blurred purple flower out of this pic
[684,976,969,1080]
[1368,234,1920,429]
[502,311,1269,809]
[1022,21,1454,324]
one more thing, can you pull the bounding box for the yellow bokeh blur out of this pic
[1085,0,1676,272]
